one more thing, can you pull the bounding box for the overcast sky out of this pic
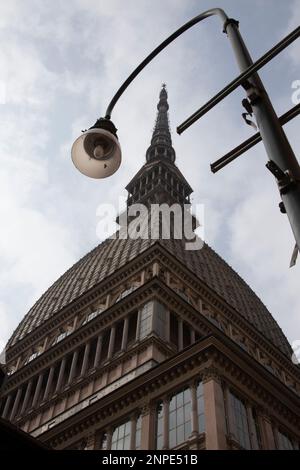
[0,0,299,355]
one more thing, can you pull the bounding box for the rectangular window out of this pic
[169,389,192,448]
[182,322,191,349]
[113,320,123,353]
[139,302,153,339]
[100,329,110,362]
[111,420,131,450]
[230,392,251,449]
[127,312,138,345]
[153,301,166,339]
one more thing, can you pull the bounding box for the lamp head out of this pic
[71,118,121,178]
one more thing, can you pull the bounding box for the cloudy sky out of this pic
[0,0,299,355]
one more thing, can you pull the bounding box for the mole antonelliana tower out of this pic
[1,86,300,450]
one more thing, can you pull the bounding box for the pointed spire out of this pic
[146,84,176,164]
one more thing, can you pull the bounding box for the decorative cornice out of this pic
[40,336,300,448]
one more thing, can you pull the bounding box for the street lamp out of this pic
[71,7,300,261]
[71,119,121,178]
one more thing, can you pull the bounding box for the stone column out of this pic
[136,310,141,341]
[85,432,96,450]
[272,424,280,449]
[2,394,12,419]
[223,384,235,441]
[259,413,276,449]
[15,356,21,370]
[140,405,155,450]
[94,334,103,368]
[32,373,43,408]
[246,405,259,449]
[72,315,79,330]
[10,387,22,421]
[21,380,32,415]
[165,310,170,342]
[42,336,49,351]
[68,349,79,384]
[190,382,199,437]
[105,294,111,309]
[121,317,129,351]
[153,262,159,276]
[203,368,227,450]
[162,399,169,450]
[178,319,183,350]
[190,328,196,344]
[81,342,91,376]
[130,414,137,450]
[43,365,55,400]
[55,357,66,393]
[106,427,113,450]
[108,326,116,359]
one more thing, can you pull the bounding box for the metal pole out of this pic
[177,26,300,133]
[224,19,300,250]
[211,103,300,173]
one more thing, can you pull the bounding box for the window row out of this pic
[9,283,142,374]
[10,300,202,376]
[228,391,298,450]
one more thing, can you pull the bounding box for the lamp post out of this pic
[71,7,300,256]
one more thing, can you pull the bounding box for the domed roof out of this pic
[7,235,291,357]
[7,86,292,358]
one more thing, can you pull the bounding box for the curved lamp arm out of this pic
[104,8,228,119]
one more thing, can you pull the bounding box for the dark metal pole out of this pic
[211,103,300,173]
[224,19,300,250]
[177,26,300,133]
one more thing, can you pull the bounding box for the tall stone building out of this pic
[1,86,300,450]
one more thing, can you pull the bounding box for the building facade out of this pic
[1,87,300,450]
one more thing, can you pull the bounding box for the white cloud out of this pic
[285,0,300,67]
[0,0,299,353]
